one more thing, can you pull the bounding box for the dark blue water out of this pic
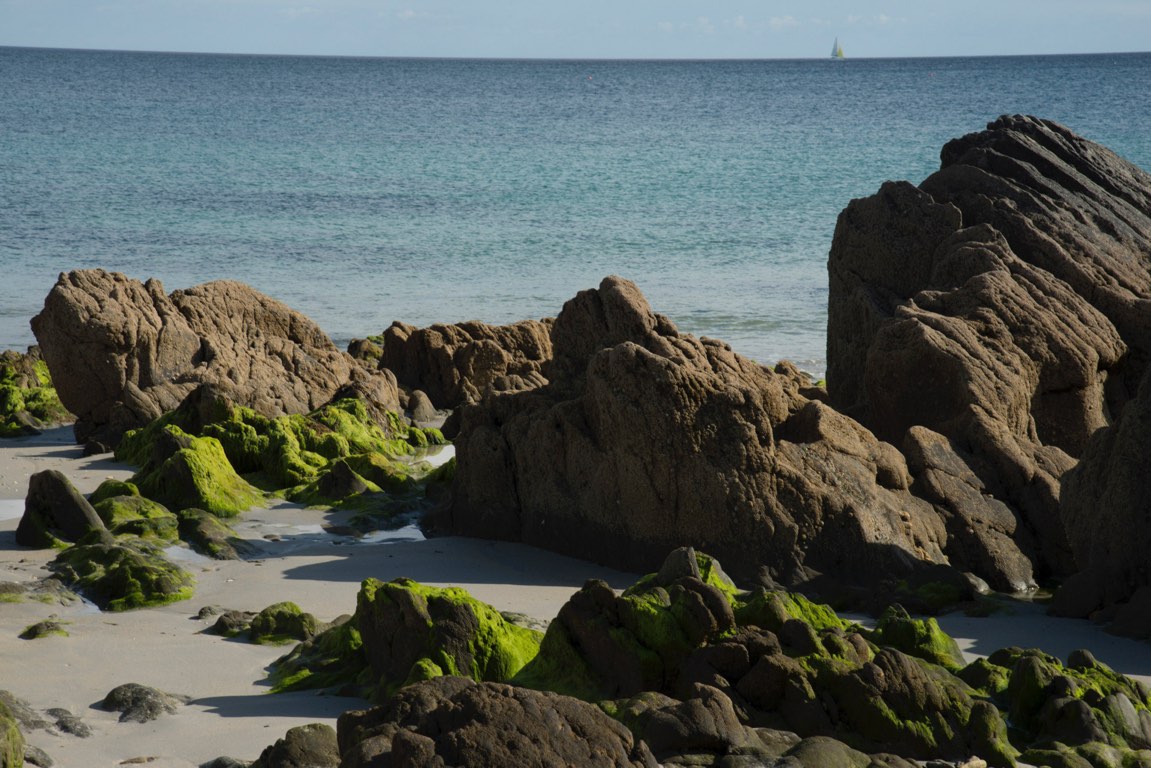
[2,47,1149,374]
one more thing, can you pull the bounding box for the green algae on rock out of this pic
[92,494,179,542]
[0,698,24,768]
[48,532,195,611]
[177,507,259,560]
[19,619,69,640]
[268,577,542,701]
[249,602,320,645]
[0,347,71,438]
[130,426,263,518]
[868,603,966,671]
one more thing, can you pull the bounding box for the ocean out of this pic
[2,47,1149,375]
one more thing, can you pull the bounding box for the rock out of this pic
[15,469,106,548]
[783,736,872,768]
[441,275,960,590]
[22,743,52,767]
[1057,367,1151,619]
[49,532,196,611]
[613,684,754,761]
[18,620,69,640]
[101,683,190,723]
[868,604,966,671]
[178,508,260,560]
[378,318,553,408]
[354,577,542,699]
[407,389,437,424]
[248,602,319,645]
[0,346,70,438]
[210,610,257,638]
[827,116,1151,583]
[43,708,90,738]
[31,270,400,448]
[200,759,252,768]
[251,723,339,768]
[336,676,656,768]
[92,494,178,542]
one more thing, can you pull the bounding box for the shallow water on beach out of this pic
[2,47,1149,375]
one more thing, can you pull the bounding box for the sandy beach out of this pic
[4,426,1151,767]
[0,427,640,767]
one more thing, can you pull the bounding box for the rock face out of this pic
[375,318,553,408]
[1056,367,1151,620]
[336,677,657,768]
[440,275,985,590]
[827,115,1151,582]
[31,270,401,448]
[16,469,106,548]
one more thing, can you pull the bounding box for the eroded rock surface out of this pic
[827,115,1151,582]
[31,270,401,448]
[374,318,553,408]
[440,275,963,590]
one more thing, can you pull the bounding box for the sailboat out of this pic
[831,38,845,59]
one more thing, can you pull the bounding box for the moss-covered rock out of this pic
[0,347,71,438]
[0,699,24,768]
[48,532,195,611]
[130,426,262,518]
[19,619,69,640]
[176,508,259,560]
[868,603,966,671]
[249,602,320,645]
[269,618,372,695]
[734,587,851,635]
[89,479,141,505]
[357,577,542,700]
[92,495,178,542]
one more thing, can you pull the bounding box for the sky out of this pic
[1,0,1149,60]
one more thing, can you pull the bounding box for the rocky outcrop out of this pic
[252,723,339,768]
[438,275,1012,591]
[31,270,401,448]
[336,677,657,768]
[1055,366,1151,622]
[827,115,1151,582]
[374,318,553,408]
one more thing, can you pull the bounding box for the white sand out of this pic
[0,428,638,767]
[3,427,1151,767]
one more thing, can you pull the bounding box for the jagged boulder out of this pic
[375,318,553,408]
[251,723,339,768]
[827,115,1151,582]
[336,677,657,768]
[440,275,958,590]
[31,270,401,448]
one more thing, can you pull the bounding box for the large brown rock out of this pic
[440,276,961,589]
[1055,367,1151,620]
[336,676,656,768]
[827,115,1149,581]
[31,270,400,447]
[376,318,553,408]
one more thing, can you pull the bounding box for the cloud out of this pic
[768,15,799,30]
[695,16,715,35]
[396,8,415,20]
[657,20,674,34]
[279,6,318,19]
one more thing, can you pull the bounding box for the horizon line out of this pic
[3,43,1149,63]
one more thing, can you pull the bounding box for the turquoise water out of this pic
[2,47,1149,374]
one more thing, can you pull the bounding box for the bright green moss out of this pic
[694,551,740,602]
[89,479,141,505]
[131,427,262,518]
[270,620,371,695]
[734,588,850,634]
[0,699,24,768]
[49,534,195,611]
[869,604,966,671]
[92,495,178,542]
[249,602,318,645]
[19,619,69,639]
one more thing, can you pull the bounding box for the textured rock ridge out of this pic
[31,270,401,448]
[827,115,1151,582]
[440,275,970,590]
[374,318,553,408]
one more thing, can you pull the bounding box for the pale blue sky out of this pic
[2,0,1148,59]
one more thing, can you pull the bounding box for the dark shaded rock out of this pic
[1057,367,1151,619]
[15,469,106,548]
[378,318,553,408]
[178,508,261,560]
[101,683,190,723]
[22,743,52,767]
[200,758,252,768]
[251,723,338,768]
[31,270,401,448]
[784,736,872,768]
[49,532,195,611]
[441,275,957,590]
[613,684,754,761]
[0,692,49,734]
[43,708,90,738]
[336,676,656,767]
[406,389,436,424]
[210,610,256,638]
[827,116,1151,584]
